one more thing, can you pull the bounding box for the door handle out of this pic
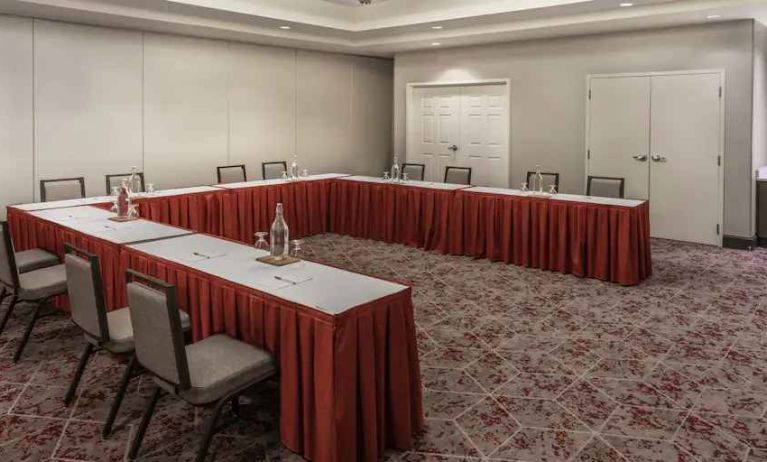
[651,155,667,163]
[632,154,648,162]
[448,145,458,152]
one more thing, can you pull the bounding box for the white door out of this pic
[408,83,509,185]
[587,76,651,199]
[459,84,509,187]
[410,86,461,182]
[649,73,722,245]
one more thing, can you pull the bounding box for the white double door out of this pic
[408,83,509,187]
[587,71,723,245]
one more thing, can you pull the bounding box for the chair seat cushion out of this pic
[90,307,191,354]
[18,264,67,301]
[15,249,59,274]
[156,334,275,405]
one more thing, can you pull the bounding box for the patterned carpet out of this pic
[0,235,766,461]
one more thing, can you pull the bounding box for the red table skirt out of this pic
[328,180,453,250]
[448,191,652,285]
[94,190,230,237]
[222,179,332,244]
[7,207,126,310]
[121,247,423,462]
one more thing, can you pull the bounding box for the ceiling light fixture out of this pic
[431,42,441,46]
[279,25,291,30]
[619,2,634,6]
[707,14,722,19]
[431,26,444,30]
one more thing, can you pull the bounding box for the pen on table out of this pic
[192,251,209,259]
[273,275,296,285]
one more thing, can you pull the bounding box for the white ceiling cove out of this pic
[0,0,766,56]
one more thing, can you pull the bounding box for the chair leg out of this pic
[196,396,230,462]
[12,301,44,363]
[0,295,18,337]
[102,353,137,438]
[64,343,94,406]
[128,385,162,460]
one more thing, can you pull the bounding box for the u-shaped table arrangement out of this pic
[6,172,651,462]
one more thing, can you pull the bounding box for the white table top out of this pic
[465,186,645,208]
[339,175,471,191]
[131,185,222,199]
[214,173,351,190]
[11,195,113,211]
[29,206,193,244]
[128,234,407,315]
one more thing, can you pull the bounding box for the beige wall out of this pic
[0,15,393,216]
[394,21,755,238]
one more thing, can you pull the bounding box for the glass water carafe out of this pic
[534,164,544,193]
[270,203,290,259]
[127,166,140,195]
[391,155,401,182]
[289,155,299,180]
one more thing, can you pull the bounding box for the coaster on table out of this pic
[108,215,139,222]
[256,255,301,266]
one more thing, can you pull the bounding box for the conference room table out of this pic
[124,234,422,462]
[448,187,652,285]
[6,202,423,462]
[329,175,470,250]
[217,173,349,243]
[6,205,193,309]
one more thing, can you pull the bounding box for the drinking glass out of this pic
[521,182,529,192]
[111,186,121,196]
[301,169,309,178]
[281,171,289,181]
[254,232,269,251]
[402,172,409,182]
[383,171,390,181]
[548,184,558,195]
[146,183,155,195]
[290,239,303,259]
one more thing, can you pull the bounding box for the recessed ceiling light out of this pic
[431,42,441,46]
[707,14,722,19]
[431,26,444,30]
[279,25,291,30]
[619,2,634,6]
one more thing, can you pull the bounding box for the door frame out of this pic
[585,69,725,246]
[405,79,511,186]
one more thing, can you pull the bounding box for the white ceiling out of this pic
[0,0,766,56]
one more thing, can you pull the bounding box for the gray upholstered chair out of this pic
[262,161,287,180]
[444,166,472,185]
[587,176,625,199]
[526,171,560,192]
[0,222,67,362]
[0,222,60,328]
[217,164,247,184]
[40,177,86,202]
[126,269,276,462]
[62,244,190,437]
[402,163,426,181]
[106,172,145,195]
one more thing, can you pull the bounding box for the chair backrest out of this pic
[587,176,625,198]
[444,166,472,185]
[526,171,560,191]
[262,161,287,180]
[126,269,190,390]
[64,244,110,342]
[217,165,247,184]
[105,172,145,195]
[0,222,20,289]
[40,177,86,202]
[402,163,425,181]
